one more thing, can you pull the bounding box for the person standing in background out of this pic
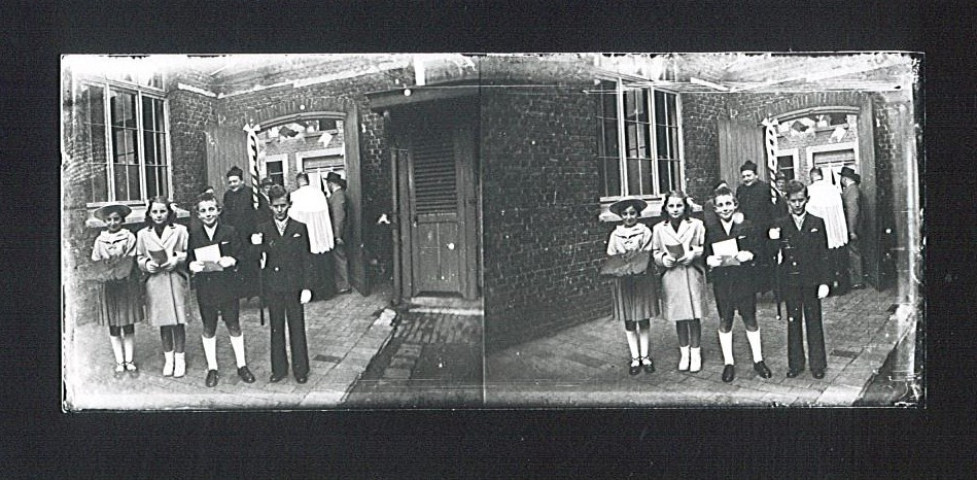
[325,172,351,294]
[289,172,335,299]
[840,166,866,290]
[221,166,260,300]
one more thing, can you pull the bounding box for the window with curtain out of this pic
[597,79,683,200]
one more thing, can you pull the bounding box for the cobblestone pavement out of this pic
[485,286,907,407]
[343,310,483,408]
[64,285,395,410]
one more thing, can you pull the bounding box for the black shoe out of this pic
[628,359,641,376]
[812,369,825,379]
[295,374,308,384]
[205,369,219,387]
[237,366,256,383]
[722,365,735,383]
[269,372,286,383]
[753,361,772,378]
[641,357,655,374]
[786,368,803,378]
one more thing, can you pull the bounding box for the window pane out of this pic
[602,119,618,157]
[128,165,141,201]
[626,158,653,196]
[111,91,136,128]
[157,133,167,166]
[654,90,666,124]
[666,93,678,126]
[146,165,158,198]
[143,131,156,165]
[603,157,621,198]
[142,96,154,133]
[625,123,638,158]
[667,126,679,159]
[656,123,668,158]
[635,123,648,159]
[114,164,128,200]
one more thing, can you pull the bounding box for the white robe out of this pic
[806,180,849,249]
[289,185,334,253]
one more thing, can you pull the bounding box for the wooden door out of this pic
[718,118,768,186]
[856,99,882,288]
[204,124,249,200]
[401,110,478,299]
[343,105,370,296]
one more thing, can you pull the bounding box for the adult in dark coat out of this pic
[769,180,831,379]
[188,192,256,387]
[840,166,865,289]
[249,185,315,383]
[326,172,351,294]
[221,166,260,299]
[704,186,772,383]
[736,161,778,293]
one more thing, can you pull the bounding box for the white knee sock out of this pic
[638,328,650,358]
[202,336,218,370]
[624,330,640,360]
[718,330,734,365]
[229,334,247,368]
[122,333,135,364]
[746,329,764,363]
[109,335,124,364]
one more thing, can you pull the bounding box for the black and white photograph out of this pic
[61,52,921,410]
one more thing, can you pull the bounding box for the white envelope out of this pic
[712,238,739,257]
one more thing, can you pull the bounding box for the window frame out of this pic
[597,77,685,207]
[81,76,172,207]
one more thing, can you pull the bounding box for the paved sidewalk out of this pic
[343,310,483,408]
[64,285,395,410]
[485,286,906,407]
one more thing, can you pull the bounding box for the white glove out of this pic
[251,233,263,245]
[146,261,160,274]
[706,255,722,268]
[217,256,237,268]
[768,227,781,240]
[735,251,754,263]
[300,289,312,304]
[661,255,676,268]
[188,261,204,273]
[818,284,830,299]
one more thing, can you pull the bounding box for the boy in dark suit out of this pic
[769,180,831,379]
[704,186,772,383]
[188,192,256,387]
[250,185,315,383]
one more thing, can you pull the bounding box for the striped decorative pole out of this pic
[761,117,779,203]
[244,123,261,209]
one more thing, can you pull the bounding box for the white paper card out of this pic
[194,244,221,263]
[712,238,739,257]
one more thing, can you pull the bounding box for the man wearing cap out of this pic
[735,161,777,294]
[840,166,865,289]
[222,166,261,300]
[325,172,351,294]
[257,177,275,227]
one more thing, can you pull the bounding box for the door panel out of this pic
[344,105,370,296]
[718,118,767,186]
[409,126,464,295]
[204,125,249,200]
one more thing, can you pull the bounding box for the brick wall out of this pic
[481,82,612,352]
[167,68,217,206]
[680,93,727,203]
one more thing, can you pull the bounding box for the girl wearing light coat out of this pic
[136,197,191,378]
[653,190,708,373]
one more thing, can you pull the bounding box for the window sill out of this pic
[84,204,191,229]
[598,197,703,223]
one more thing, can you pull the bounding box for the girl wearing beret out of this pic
[90,204,143,378]
[606,198,660,376]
